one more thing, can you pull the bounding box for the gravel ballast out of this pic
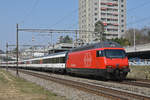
[55,74,150,97]
[8,70,109,100]
[32,70,150,97]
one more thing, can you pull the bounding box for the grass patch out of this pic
[15,78,58,97]
[0,69,67,100]
[127,66,150,79]
[0,73,9,84]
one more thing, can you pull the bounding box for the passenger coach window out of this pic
[60,57,65,63]
[96,50,104,57]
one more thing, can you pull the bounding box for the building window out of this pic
[121,20,124,22]
[121,5,124,7]
[101,18,106,21]
[101,13,106,15]
[95,13,98,16]
[121,15,124,17]
[94,3,97,5]
[95,18,97,21]
[121,30,124,32]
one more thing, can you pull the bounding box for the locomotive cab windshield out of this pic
[105,49,126,58]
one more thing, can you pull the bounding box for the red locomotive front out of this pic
[66,41,130,80]
[96,48,129,80]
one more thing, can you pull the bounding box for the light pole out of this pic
[133,27,136,51]
[131,16,136,51]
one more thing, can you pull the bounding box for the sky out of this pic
[126,0,150,28]
[0,0,150,51]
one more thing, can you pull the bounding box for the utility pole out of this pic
[75,30,78,47]
[50,32,55,53]
[32,36,35,58]
[16,24,19,76]
[50,32,52,46]
[6,42,8,71]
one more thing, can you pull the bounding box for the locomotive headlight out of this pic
[106,66,112,68]
[122,66,129,68]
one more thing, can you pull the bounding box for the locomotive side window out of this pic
[96,50,104,57]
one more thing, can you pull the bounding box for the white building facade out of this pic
[79,0,126,43]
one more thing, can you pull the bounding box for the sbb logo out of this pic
[84,52,92,67]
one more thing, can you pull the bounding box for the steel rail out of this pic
[120,80,150,88]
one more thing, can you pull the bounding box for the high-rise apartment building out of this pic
[79,0,126,43]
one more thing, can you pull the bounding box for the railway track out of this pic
[14,69,150,100]
[119,79,150,88]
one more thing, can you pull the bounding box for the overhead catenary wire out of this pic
[127,16,150,26]
[127,0,150,13]
[18,0,150,29]
[49,8,78,28]
[127,1,150,28]
[19,0,39,24]
[53,0,150,30]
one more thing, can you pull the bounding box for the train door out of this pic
[96,50,105,69]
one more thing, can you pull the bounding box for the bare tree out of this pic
[94,20,105,42]
[125,28,150,46]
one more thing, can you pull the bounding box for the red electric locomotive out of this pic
[66,41,130,80]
